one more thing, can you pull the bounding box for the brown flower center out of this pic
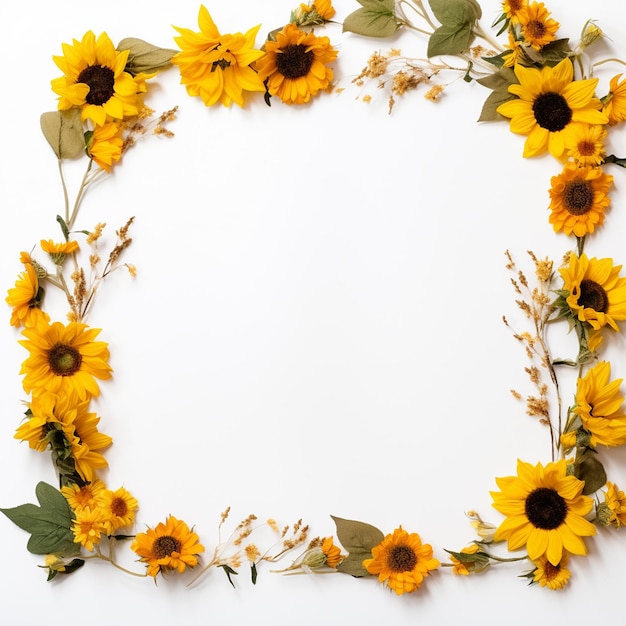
[525,487,567,530]
[275,44,314,79]
[152,535,181,559]
[48,343,82,376]
[578,279,609,313]
[543,561,561,580]
[526,20,547,40]
[387,545,418,572]
[110,497,129,517]
[77,65,116,106]
[532,92,572,132]
[577,140,596,156]
[563,179,594,215]
[508,0,524,12]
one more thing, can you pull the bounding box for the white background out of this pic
[1,1,626,624]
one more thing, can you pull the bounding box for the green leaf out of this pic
[117,37,178,75]
[40,109,85,160]
[476,67,518,122]
[604,154,626,168]
[577,453,607,495]
[0,482,78,555]
[219,564,239,588]
[331,515,384,577]
[429,0,482,25]
[428,24,474,57]
[56,215,70,241]
[342,0,399,38]
[251,562,258,585]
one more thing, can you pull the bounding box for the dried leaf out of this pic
[40,110,85,159]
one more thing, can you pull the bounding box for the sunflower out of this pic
[294,0,336,26]
[72,506,107,551]
[531,553,571,590]
[518,1,559,50]
[62,479,107,512]
[491,459,595,565]
[17,390,112,483]
[131,515,205,578]
[559,253,626,331]
[19,320,112,401]
[563,123,607,166]
[573,361,626,447]
[599,482,626,527]
[6,262,48,328]
[40,239,79,265]
[603,74,626,125]
[362,526,440,595]
[321,536,343,568]
[255,23,338,105]
[497,58,608,158]
[502,0,527,22]
[52,31,151,126]
[548,163,613,237]
[87,122,124,172]
[97,486,139,534]
[172,5,266,108]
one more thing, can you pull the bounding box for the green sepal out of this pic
[0,482,78,555]
[40,109,85,160]
[219,564,239,588]
[331,515,384,577]
[117,37,178,75]
[342,0,399,38]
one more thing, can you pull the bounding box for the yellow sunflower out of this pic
[502,0,527,22]
[321,536,343,568]
[491,459,595,565]
[548,163,613,237]
[559,253,626,331]
[362,526,440,595]
[255,23,338,105]
[88,122,124,172]
[603,74,626,125]
[531,553,571,590]
[294,0,336,25]
[518,1,559,50]
[6,262,48,328]
[497,58,608,158]
[172,5,266,107]
[131,515,205,578]
[52,31,151,126]
[573,361,626,447]
[598,482,626,527]
[19,320,112,400]
[72,506,107,551]
[61,479,107,512]
[97,486,139,534]
[563,123,607,166]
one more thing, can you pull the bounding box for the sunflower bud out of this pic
[579,20,603,50]
[596,502,614,527]
[300,546,327,569]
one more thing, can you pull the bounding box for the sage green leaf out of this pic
[577,454,607,495]
[40,110,85,160]
[342,0,399,38]
[476,67,518,121]
[117,37,178,75]
[56,215,70,241]
[429,0,482,25]
[0,482,78,555]
[331,515,384,577]
[428,23,474,57]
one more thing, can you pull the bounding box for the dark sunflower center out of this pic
[577,140,596,156]
[275,44,314,79]
[152,535,181,559]
[48,343,82,376]
[387,545,418,572]
[77,65,115,106]
[532,92,572,132]
[110,497,128,517]
[526,20,547,40]
[525,487,567,530]
[563,180,594,215]
[543,561,561,580]
[578,279,609,312]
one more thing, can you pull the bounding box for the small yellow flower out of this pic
[321,536,343,568]
[61,479,107,512]
[449,543,489,575]
[6,261,49,328]
[518,1,559,50]
[598,482,626,527]
[603,74,626,125]
[72,506,107,551]
[40,239,80,265]
[131,515,205,578]
[97,486,139,534]
[531,553,571,590]
[362,526,440,595]
[563,123,607,167]
[502,0,527,22]
[88,122,123,172]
